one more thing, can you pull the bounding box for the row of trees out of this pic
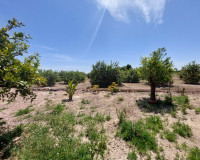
[89,48,174,101]
[39,70,86,87]
[0,18,199,103]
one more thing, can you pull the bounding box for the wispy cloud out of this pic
[32,44,57,51]
[93,0,168,24]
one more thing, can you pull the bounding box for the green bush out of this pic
[39,70,58,87]
[59,71,86,84]
[120,68,140,83]
[180,61,200,84]
[90,61,121,88]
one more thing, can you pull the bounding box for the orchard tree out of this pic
[0,18,46,102]
[180,61,200,84]
[140,48,174,102]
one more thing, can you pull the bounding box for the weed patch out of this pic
[195,108,200,114]
[15,107,33,117]
[81,99,90,104]
[128,150,137,160]
[172,121,192,138]
[118,119,158,154]
[163,129,177,142]
[187,147,200,160]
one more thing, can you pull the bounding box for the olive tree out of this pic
[140,48,174,102]
[0,18,46,101]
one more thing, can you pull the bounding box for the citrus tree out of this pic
[0,18,46,101]
[140,48,174,102]
[180,61,200,84]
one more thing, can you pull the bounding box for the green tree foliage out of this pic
[59,71,86,84]
[0,18,46,101]
[180,61,200,84]
[140,48,174,101]
[39,70,59,87]
[120,64,132,71]
[120,68,140,83]
[90,61,121,88]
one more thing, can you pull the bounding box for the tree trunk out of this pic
[69,94,72,101]
[150,83,156,101]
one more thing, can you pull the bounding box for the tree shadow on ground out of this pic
[0,119,23,159]
[136,98,178,115]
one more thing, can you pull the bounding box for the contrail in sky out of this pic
[85,8,106,55]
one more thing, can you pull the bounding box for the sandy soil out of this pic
[0,77,200,160]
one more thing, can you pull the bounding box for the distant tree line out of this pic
[39,70,86,87]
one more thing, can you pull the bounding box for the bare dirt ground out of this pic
[0,76,200,160]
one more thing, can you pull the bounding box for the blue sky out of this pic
[0,0,200,73]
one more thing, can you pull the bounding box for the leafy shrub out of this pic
[60,71,86,84]
[39,70,58,87]
[66,80,78,101]
[187,147,200,160]
[180,61,200,84]
[120,68,140,83]
[108,82,118,94]
[90,61,121,88]
[172,121,192,138]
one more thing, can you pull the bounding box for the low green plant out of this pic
[0,125,23,159]
[118,119,158,154]
[173,95,191,114]
[128,150,137,160]
[145,115,163,134]
[0,107,7,112]
[94,113,105,123]
[15,107,33,117]
[118,97,124,102]
[195,108,200,114]
[66,80,78,101]
[51,104,65,115]
[187,147,200,160]
[81,99,90,104]
[163,129,177,142]
[108,82,118,95]
[116,109,126,125]
[172,121,192,138]
[170,108,177,118]
[181,142,188,151]
[93,85,99,93]
[106,113,111,121]
[104,94,110,98]
[12,109,107,160]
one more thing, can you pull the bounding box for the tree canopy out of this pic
[0,18,46,101]
[180,61,200,84]
[140,48,174,101]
